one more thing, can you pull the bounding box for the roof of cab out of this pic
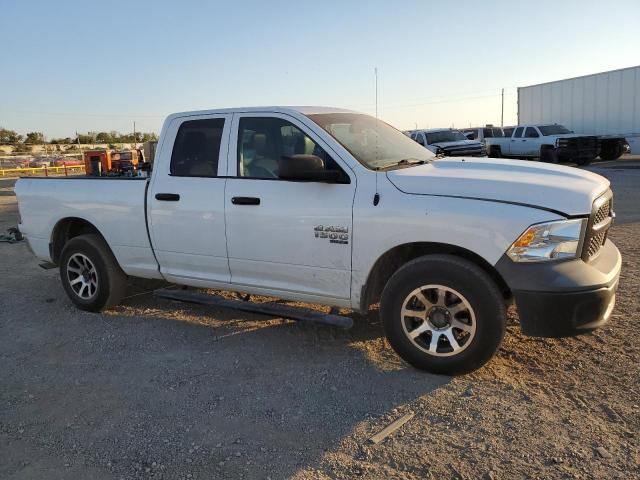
[164,106,358,121]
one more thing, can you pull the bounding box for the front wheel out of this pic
[540,147,558,163]
[380,255,506,375]
[59,234,127,312]
[575,156,594,166]
[599,144,623,161]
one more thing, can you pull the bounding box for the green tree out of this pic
[0,127,23,144]
[95,132,111,143]
[24,132,45,144]
[50,137,72,144]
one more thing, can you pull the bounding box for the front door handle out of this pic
[155,193,180,201]
[231,196,260,205]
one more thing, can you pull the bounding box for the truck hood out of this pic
[386,157,609,216]
[430,139,480,148]
[549,133,596,139]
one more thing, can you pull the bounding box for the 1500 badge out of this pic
[314,225,349,245]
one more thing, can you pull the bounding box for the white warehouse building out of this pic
[518,65,640,155]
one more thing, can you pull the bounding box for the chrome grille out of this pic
[582,191,613,260]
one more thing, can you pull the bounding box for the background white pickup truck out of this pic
[16,107,621,374]
[486,124,599,165]
[405,128,485,157]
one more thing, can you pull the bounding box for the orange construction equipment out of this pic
[84,149,141,176]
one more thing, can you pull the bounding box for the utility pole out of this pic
[501,88,504,127]
[374,67,378,119]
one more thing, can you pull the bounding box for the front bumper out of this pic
[556,146,599,161]
[496,239,621,337]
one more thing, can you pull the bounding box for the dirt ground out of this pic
[1,160,639,479]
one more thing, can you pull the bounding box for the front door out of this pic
[224,113,355,300]
[148,114,231,284]
[508,126,527,155]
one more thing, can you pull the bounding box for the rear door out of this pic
[148,114,232,284]
[223,113,356,301]
[509,126,526,155]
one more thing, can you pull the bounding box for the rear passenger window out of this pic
[514,127,524,138]
[525,127,539,138]
[170,118,225,177]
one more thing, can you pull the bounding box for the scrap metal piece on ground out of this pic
[369,412,415,444]
[0,226,23,243]
[153,288,353,329]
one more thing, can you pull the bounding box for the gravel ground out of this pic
[1,161,639,479]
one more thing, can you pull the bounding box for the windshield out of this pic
[538,124,572,135]
[425,130,468,144]
[306,113,434,170]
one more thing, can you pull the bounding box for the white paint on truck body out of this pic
[15,106,611,311]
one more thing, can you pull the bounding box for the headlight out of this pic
[507,219,586,262]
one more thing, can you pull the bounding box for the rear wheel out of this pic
[489,146,502,158]
[59,234,127,312]
[380,255,507,375]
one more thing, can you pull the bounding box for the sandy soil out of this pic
[0,163,638,479]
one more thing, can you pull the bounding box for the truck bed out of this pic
[15,176,160,278]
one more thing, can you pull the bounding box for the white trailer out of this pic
[518,65,640,157]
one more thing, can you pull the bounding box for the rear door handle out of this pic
[231,196,260,205]
[155,193,180,201]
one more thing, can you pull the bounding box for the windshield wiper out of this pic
[374,158,429,171]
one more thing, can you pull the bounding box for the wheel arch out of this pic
[50,217,109,265]
[540,144,555,153]
[359,242,511,312]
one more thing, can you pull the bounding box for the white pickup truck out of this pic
[486,124,599,165]
[16,107,621,375]
[405,128,485,157]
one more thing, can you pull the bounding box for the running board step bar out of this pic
[153,288,353,330]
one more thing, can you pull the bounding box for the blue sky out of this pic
[1,0,638,137]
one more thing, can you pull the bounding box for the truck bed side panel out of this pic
[15,178,161,279]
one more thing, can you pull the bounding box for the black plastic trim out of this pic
[496,239,621,337]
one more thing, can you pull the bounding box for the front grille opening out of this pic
[583,192,613,260]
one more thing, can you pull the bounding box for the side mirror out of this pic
[279,155,344,183]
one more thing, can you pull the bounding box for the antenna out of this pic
[501,88,504,127]
[374,67,378,119]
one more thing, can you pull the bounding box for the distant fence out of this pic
[0,165,86,177]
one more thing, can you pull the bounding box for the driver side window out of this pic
[237,117,340,179]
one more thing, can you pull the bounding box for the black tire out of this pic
[575,156,594,166]
[599,144,623,161]
[540,147,558,163]
[488,146,502,158]
[380,254,507,375]
[59,234,127,312]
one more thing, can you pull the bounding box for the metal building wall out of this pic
[518,66,640,153]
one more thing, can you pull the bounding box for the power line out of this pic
[4,110,165,119]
